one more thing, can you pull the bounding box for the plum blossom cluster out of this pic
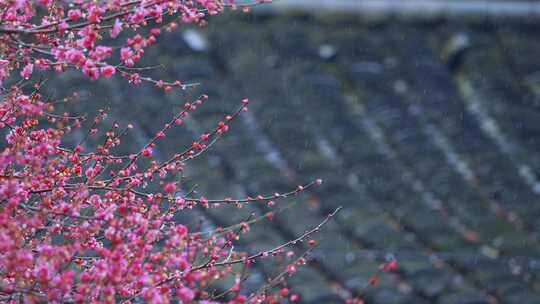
[0,0,268,88]
[0,1,343,303]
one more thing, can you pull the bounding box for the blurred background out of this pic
[53,0,540,303]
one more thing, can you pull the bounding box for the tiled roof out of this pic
[56,12,540,303]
